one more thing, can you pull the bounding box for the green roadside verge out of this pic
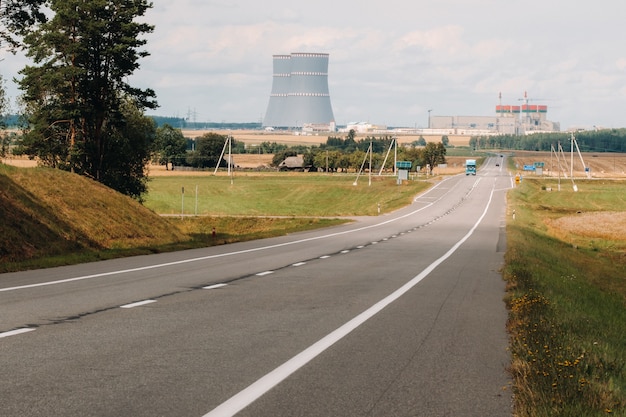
[505,178,626,416]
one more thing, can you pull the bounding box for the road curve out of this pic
[0,157,513,417]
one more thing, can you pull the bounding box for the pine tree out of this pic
[17,0,157,198]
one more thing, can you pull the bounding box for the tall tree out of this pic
[187,132,229,169]
[16,0,157,198]
[101,98,156,201]
[422,142,447,174]
[153,124,187,170]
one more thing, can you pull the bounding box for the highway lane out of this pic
[1,157,513,416]
[0,171,479,332]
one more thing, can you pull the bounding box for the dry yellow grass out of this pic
[512,151,626,178]
[512,153,626,244]
[182,129,472,147]
[547,211,626,242]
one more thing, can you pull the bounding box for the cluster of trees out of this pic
[470,129,626,153]
[1,0,157,200]
[151,125,299,170]
[296,138,446,173]
[150,127,447,174]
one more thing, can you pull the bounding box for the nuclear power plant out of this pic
[263,53,335,130]
[428,92,560,135]
[260,54,558,135]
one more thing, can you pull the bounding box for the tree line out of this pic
[470,129,626,153]
[151,126,447,174]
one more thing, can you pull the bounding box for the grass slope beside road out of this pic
[1,164,188,272]
[0,165,429,272]
[505,178,626,416]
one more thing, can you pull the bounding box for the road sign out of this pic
[396,161,412,169]
[523,165,536,171]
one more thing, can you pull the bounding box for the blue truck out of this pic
[465,159,476,175]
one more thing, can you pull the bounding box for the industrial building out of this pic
[429,92,560,135]
[263,53,335,130]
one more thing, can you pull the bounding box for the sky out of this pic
[2,0,626,130]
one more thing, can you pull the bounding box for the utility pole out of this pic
[369,141,372,186]
[228,133,233,185]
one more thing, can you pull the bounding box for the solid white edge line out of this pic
[0,328,36,338]
[120,299,156,309]
[202,186,497,417]
[1,177,457,294]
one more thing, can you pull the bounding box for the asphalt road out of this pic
[1,157,514,417]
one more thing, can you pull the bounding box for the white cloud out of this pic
[2,0,626,129]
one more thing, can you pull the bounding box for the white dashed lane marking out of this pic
[0,328,36,339]
[203,284,228,290]
[120,300,156,309]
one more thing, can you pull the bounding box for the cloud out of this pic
[3,0,626,129]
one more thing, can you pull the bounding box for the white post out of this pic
[570,133,574,178]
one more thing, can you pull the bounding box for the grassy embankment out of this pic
[505,177,626,416]
[0,165,429,272]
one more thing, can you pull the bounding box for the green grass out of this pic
[144,173,430,216]
[1,166,430,272]
[505,178,626,416]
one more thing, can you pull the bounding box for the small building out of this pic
[278,156,305,171]
[344,122,388,133]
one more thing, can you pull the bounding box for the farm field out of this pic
[510,151,626,178]
[180,129,473,148]
[143,174,431,217]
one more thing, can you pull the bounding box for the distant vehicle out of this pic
[495,163,500,167]
[465,159,477,175]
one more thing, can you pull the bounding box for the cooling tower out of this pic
[263,52,335,129]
